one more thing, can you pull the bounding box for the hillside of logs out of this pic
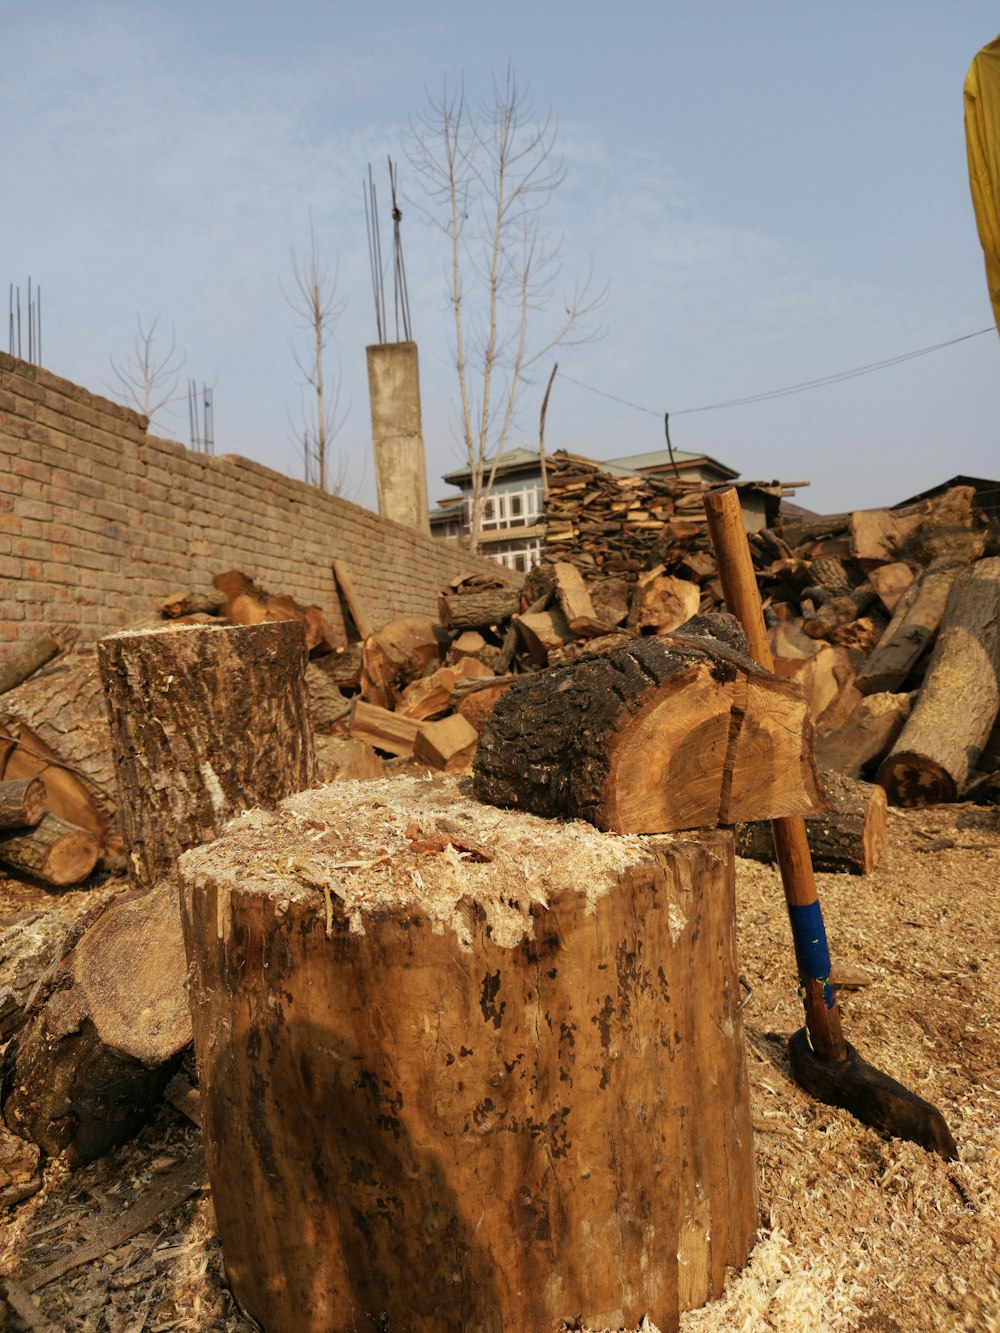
[0,462,997,898]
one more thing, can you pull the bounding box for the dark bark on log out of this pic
[0,777,46,829]
[878,558,1000,805]
[0,814,100,887]
[474,614,822,833]
[437,587,520,631]
[177,777,757,1333]
[97,621,316,893]
[0,627,78,697]
[736,771,888,874]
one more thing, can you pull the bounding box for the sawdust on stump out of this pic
[1,792,998,1331]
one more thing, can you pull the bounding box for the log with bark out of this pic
[0,626,78,697]
[474,613,822,833]
[736,771,888,875]
[0,777,46,830]
[359,616,441,708]
[878,557,1000,805]
[0,813,100,887]
[177,775,757,1333]
[2,881,191,1167]
[0,655,118,832]
[437,585,520,632]
[98,621,316,893]
[854,562,963,695]
[213,569,338,653]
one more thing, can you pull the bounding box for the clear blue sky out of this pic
[4,1,998,515]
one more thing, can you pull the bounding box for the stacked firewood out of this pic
[543,450,715,575]
[0,481,996,891]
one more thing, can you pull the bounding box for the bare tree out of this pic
[106,314,185,431]
[284,217,347,493]
[408,64,605,552]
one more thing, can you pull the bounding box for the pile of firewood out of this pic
[0,482,997,891]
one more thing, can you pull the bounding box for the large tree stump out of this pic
[98,621,315,892]
[474,613,822,832]
[178,776,757,1333]
[878,558,1000,804]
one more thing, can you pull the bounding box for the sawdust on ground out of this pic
[1,801,998,1332]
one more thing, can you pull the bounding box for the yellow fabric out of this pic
[965,35,1000,332]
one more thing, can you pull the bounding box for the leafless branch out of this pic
[407,62,606,553]
[105,314,186,430]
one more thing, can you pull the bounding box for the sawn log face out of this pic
[473,614,821,832]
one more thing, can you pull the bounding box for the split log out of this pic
[817,691,913,779]
[446,629,488,662]
[474,613,822,833]
[2,882,191,1167]
[736,772,888,875]
[0,777,46,829]
[360,616,441,708]
[878,557,1000,805]
[512,606,575,666]
[437,586,520,631]
[634,575,702,634]
[98,621,316,892]
[588,576,632,628]
[0,626,78,697]
[0,814,100,887]
[453,675,518,731]
[868,562,914,613]
[213,569,337,653]
[177,776,757,1333]
[854,562,962,695]
[552,561,607,634]
[850,508,923,565]
[349,700,420,757]
[332,558,374,641]
[413,714,478,771]
[397,659,492,722]
[313,736,383,783]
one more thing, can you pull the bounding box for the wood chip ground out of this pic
[1,803,998,1331]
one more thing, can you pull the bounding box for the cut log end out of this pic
[877,752,957,807]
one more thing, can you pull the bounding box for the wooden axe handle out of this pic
[704,487,847,1063]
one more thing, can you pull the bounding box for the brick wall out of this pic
[0,353,507,658]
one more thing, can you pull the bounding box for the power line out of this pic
[559,326,996,420]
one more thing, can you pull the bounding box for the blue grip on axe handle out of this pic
[788,900,836,1009]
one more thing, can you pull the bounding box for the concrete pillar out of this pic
[366,342,431,535]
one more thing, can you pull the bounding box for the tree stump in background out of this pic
[178,775,757,1333]
[97,621,316,892]
[473,613,822,832]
